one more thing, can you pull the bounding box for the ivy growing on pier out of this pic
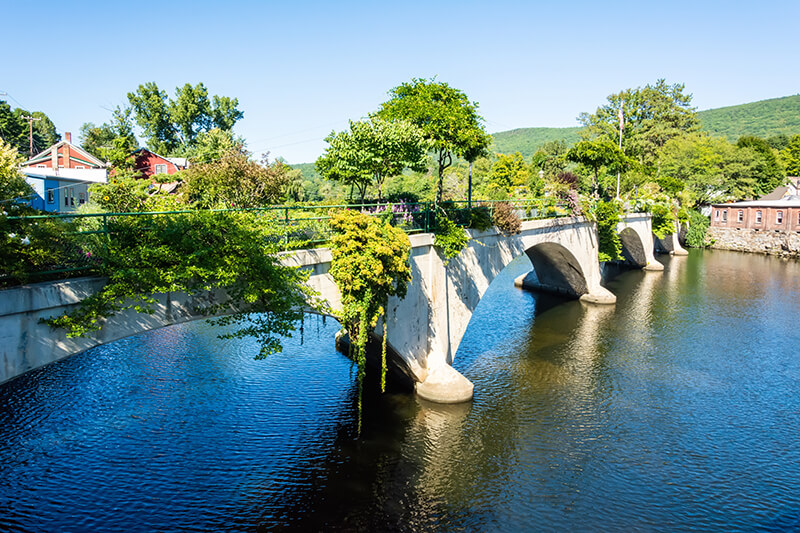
[328,210,411,426]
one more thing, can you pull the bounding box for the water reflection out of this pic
[2,251,800,531]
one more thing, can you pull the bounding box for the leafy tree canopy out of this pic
[127,82,243,156]
[0,100,59,159]
[181,149,291,208]
[781,134,800,177]
[567,138,627,197]
[485,152,531,198]
[736,135,785,196]
[579,79,699,171]
[377,78,491,202]
[0,138,33,204]
[80,107,139,168]
[316,118,429,201]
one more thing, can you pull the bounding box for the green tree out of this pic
[659,133,775,203]
[183,128,244,164]
[181,149,291,208]
[127,82,243,155]
[531,139,568,180]
[781,134,800,176]
[328,209,412,408]
[316,118,429,201]
[80,107,139,167]
[377,78,491,203]
[485,152,530,198]
[567,139,626,197]
[579,79,699,173]
[737,135,784,196]
[0,101,59,158]
[0,138,33,203]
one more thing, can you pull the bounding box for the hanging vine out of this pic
[328,209,412,425]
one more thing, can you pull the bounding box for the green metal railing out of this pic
[2,198,569,285]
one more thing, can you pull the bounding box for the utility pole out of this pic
[21,115,41,158]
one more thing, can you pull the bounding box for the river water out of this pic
[2,249,800,531]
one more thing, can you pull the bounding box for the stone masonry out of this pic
[709,226,800,257]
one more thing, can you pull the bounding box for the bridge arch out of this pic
[619,227,648,268]
[616,214,664,271]
[522,242,589,298]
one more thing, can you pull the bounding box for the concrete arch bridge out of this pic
[1,214,663,402]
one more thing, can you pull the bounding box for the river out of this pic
[1,249,800,531]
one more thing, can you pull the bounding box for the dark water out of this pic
[2,250,800,531]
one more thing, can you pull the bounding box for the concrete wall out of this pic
[708,226,800,257]
[0,278,237,385]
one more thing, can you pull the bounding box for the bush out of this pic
[467,206,493,231]
[685,210,710,248]
[650,203,677,239]
[433,212,469,263]
[594,200,622,262]
[492,202,521,235]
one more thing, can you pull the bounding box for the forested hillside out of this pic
[698,95,800,141]
[487,94,800,159]
[491,127,581,159]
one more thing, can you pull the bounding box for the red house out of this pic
[132,148,189,179]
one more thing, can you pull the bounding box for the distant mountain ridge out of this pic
[490,94,800,159]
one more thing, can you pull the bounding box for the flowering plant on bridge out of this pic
[328,209,412,406]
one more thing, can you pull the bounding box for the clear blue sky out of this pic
[2,0,798,163]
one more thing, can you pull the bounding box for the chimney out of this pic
[65,132,72,144]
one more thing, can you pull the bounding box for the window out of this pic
[75,165,85,169]
[70,189,75,207]
[64,188,70,207]
[715,210,720,221]
[37,164,46,168]
[154,164,167,175]
[722,210,728,222]
[737,210,743,222]
[756,210,762,223]
[47,190,54,203]
[777,211,783,224]
[78,192,85,205]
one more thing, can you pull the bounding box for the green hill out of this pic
[698,94,800,141]
[490,127,581,159]
[490,94,800,159]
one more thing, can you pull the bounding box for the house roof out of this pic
[166,157,188,168]
[23,140,105,168]
[713,197,800,208]
[133,148,189,169]
[22,167,108,184]
[759,186,790,201]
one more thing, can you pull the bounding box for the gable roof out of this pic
[23,139,106,168]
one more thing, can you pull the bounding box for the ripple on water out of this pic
[2,251,800,531]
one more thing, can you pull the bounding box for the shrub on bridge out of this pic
[433,211,470,263]
[650,202,677,239]
[593,200,623,262]
[492,202,521,235]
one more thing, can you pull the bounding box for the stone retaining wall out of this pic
[708,226,800,257]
